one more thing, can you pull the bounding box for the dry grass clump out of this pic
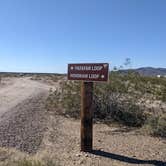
[0,148,59,166]
[1,158,59,166]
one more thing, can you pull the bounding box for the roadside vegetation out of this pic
[46,70,166,137]
[0,148,59,166]
[1,159,59,166]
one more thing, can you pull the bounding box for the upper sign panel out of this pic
[68,63,109,82]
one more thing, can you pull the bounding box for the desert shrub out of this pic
[161,86,166,102]
[121,72,166,102]
[144,114,166,137]
[110,103,146,127]
[46,72,147,127]
[46,89,61,111]
[46,71,166,130]
[46,81,81,118]
[60,81,81,118]
[93,81,146,127]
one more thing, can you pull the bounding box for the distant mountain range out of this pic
[120,67,166,77]
[0,67,166,77]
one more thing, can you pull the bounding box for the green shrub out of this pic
[144,114,166,137]
[45,72,165,130]
[111,104,146,127]
[46,81,81,118]
[46,72,146,127]
[161,86,166,102]
[61,81,81,118]
[93,86,146,127]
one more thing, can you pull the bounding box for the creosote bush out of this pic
[144,114,166,137]
[46,72,151,126]
[46,71,166,136]
[93,78,146,127]
[46,81,81,118]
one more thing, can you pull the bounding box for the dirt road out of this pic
[0,77,55,153]
[0,77,52,116]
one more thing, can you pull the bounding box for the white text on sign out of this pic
[72,65,103,71]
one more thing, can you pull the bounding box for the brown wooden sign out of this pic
[67,62,109,152]
[68,63,109,82]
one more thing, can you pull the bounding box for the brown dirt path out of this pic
[0,77,56,153]
[0,77,52,116]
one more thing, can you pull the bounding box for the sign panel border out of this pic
[68,63,109,82]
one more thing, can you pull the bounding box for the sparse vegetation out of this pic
[144,114,166,137]
[1,158,59,166]
[30,74,63,83]
[46,71,166,136]
[14,159,43,166]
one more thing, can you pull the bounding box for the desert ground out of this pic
[0,76,165,166]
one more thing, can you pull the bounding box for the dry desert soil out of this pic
[0,76,165,166]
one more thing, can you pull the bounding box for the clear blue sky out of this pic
[0,0,166,73]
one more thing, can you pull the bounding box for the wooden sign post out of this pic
[68,63,109,152]
[81,81,93,152]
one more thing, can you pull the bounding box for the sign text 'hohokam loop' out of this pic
[68,63,109,82]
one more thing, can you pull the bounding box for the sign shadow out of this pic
[90,150,165,166]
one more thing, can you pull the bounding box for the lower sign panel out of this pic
[68,63,109,82]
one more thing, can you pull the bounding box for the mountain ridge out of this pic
[120,67,166,77]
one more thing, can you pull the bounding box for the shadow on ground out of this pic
[90,150,166,166]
